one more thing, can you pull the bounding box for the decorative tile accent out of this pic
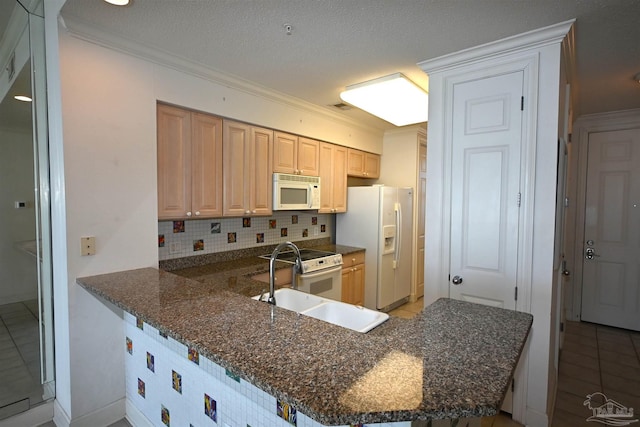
[172,370,182,394]
[280,228,288,237]
[204,393,217,422]
[228,232,236,244]
[136,318,143,330]
[158,235,165,247]
[173,221,185,233]
[161,404,170,426]
[311,216,317,225]
[137,378,145,398]
[225,368,241,383]
[243,217,251,227]
[188,348,199,365]
[302,229,308,238]
[146,352,155,372]
[126,337,133,355]
[321,224,326,233]
[193,239,204,251]
[158,212,334,261]
[256,233,264,243]
[159,330,168,339]
[277,400,297,425]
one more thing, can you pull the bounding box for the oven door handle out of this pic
[298,264,343,279]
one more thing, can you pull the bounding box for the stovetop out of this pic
[259,248,343,273]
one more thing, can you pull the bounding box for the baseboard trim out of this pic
[54,397,126,427]
[0,400,53,427]
[526,407,549,427]
[125,398,153,427]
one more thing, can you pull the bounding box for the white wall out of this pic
[0,128,38,303]
[52,20,384,425]
[419,20,572,427]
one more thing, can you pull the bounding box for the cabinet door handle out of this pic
[195,211,200,216]
[186,211,192,217]
[245,210,250,214]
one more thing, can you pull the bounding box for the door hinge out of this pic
[560,322,564,332]
[514,287,518,301]
[520,96,524,111]
[517,192,521,207]
[512,378,515,392]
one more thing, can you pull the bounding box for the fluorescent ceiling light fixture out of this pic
[104,0,130,5]
[340,73,428,127]
[14,95,32,102]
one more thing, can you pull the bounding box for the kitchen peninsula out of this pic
[78,253,532,426]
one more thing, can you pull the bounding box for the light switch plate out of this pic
[81,236,96,256]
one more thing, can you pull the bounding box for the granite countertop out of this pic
[77,256,532,425]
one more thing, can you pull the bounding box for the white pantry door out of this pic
[449,71,523,309]
[581,128,640,331]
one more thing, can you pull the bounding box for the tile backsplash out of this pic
[158,212,333,261]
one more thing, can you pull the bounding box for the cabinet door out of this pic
[223,121,250,216]
[352,264,365,306]
[332,145,348,212]
[342,263,365,305]
[297,137,320,176]
[191,113,223,218]
[319,142,347,213]
[157,104,191,219]
[249,126,273,215]
[364,152,380,178]
[273,131,297,174]
[347,148,365,176]
[341,268,353,304]
[318,142,334,213]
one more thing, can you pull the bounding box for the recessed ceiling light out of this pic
[14,95,32,102]
[104,0,130,5]
[340,73,428,127]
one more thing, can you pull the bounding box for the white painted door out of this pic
[449,71,523,309]
[581,128,640,331]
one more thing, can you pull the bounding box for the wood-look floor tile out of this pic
[559,349,599,371]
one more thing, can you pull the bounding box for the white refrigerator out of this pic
[336,186,413,311]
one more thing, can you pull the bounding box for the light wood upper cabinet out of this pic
[347,148,380,179]
[157,104,222,220]
[223,120,273,216]
[273,131,320,176]
[319,142,347,213]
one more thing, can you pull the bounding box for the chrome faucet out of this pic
[268,241,302,305]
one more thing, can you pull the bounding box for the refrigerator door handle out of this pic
[394,202,401,269]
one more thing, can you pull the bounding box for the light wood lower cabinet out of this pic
[157,104,223,220]
[341,251,365,306]
[318,142,347,213]
[223,120,273,216]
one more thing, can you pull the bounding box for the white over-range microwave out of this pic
[273,172,321,210]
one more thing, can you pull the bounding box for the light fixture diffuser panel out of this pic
[340,74,428,126]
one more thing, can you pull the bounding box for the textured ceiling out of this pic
[6,0,640,131]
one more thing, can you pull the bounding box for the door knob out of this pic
[585,247,600,260]
[452,275,463,285]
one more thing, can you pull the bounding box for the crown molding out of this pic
[61,15,384,134]
[418,19,575,75]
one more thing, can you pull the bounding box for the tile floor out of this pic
[0,300,44,421]
[550,320,640,427]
